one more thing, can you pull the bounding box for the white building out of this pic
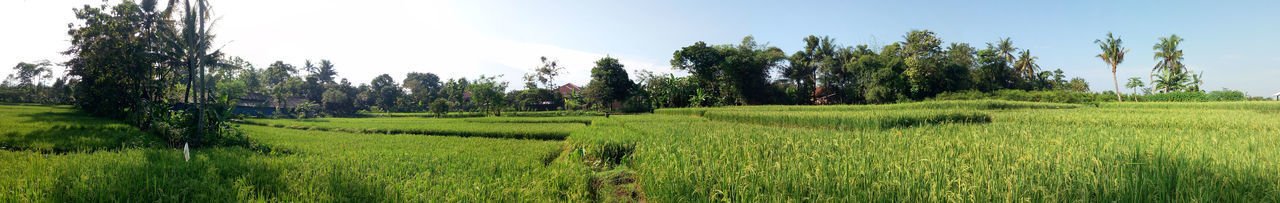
[1274,92,1280,100]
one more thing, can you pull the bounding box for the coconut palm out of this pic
[1153,70,1189,93]
[1013,50,1040,79]
[158,0,228,146]
[1095,32,1128,102]
[1188,71,1203,92]
[1125,77,1144,95]
[1151,34,1185,91]
[994,37,1016,65]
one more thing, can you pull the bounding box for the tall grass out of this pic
[0,125,596,201]
[242,117,586,140]
[6,101,1280,201]
[704,110,991,130]
[615,113,1280,201]
[464,116,597,125]
[0,105,162,152]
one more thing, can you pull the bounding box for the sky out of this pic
[3,0,1279,96]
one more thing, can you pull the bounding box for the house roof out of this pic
[556,83,582,95]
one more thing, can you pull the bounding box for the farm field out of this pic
[2,100,1279,201]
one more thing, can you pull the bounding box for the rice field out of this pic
[241,116,589,140]
[2,100,1279,201]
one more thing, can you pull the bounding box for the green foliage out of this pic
[320,88,356,116]
[428,98,449,117]
[934,90,1120,104]
[704,110,991,130]
[635,71,694,108]
[468,75,508,116]
[370,74,401,112]
[669,36,784,105]
[292,101,319,118]
[402,72,441,111]
[617,101,1280,201]
[265,61,296,88]
[515,88,563,111]
[242,116,585,140]
[0,105,163,153]
[0,124,594,201]
[1142,89,1248,102]
[586,57,634,111]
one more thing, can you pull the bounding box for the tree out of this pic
[1013,50,1040,79]
[65,1,163,119]
[302,60,317,75]
[440,77,471,110]
[858,44,910,103]
[719,36,786,105]
[6,61,54,102]
[901,30,948,99]
[1125,77,1145,95]
[429,98,449,118]
[1065,77,1090,92]
[993,37,1017,66]
[321,87,355,116]
[533,56,565,89]
[265,61,296,87]
[945,43,977,68]
[6,61,53,88]
[468,75,508,116]
[1151,34,1186,92]
[1095,32,1128,102]
[370,74,401,112]
[1188,72,1203,92]
[516,88,562,111]
[316,59,337,84]
[972,47,1017,92]
[403,72,441,109]
[784,35,833,104]
[670,41,724,105]
[587,57,635,111]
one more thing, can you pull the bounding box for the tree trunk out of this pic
[1113,66,1122,102]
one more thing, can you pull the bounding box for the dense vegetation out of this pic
[3,0,1278,201]
[4,100,1280,201]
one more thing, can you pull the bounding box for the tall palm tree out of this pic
[160,0,227,147]
[1014,50,1040,79]
[1095,32,1128,102]
[1151,34,1184,91]
[995,37,1016,65]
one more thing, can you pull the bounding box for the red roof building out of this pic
[556,83,583,96]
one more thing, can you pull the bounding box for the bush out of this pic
[934,90,1123,104]
[429,98,449,117]
[1205,89,1246,101]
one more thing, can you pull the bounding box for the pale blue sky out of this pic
[3,0,1278,96]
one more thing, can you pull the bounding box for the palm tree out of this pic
[1188,71,1203,92]
[994,37,1016,65]
[1153,71,1189,92]
[160,0,227,147]
[1095,32,1129,102]
[1014,50,1040,79]
[1125,77,1145,95]
[303,59,318,74]
[1151,34,1185,92]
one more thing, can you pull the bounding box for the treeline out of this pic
[218,58,581,118]
[640,32,1090,108]
[1,60,75,104]
[13,0,1268,147]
